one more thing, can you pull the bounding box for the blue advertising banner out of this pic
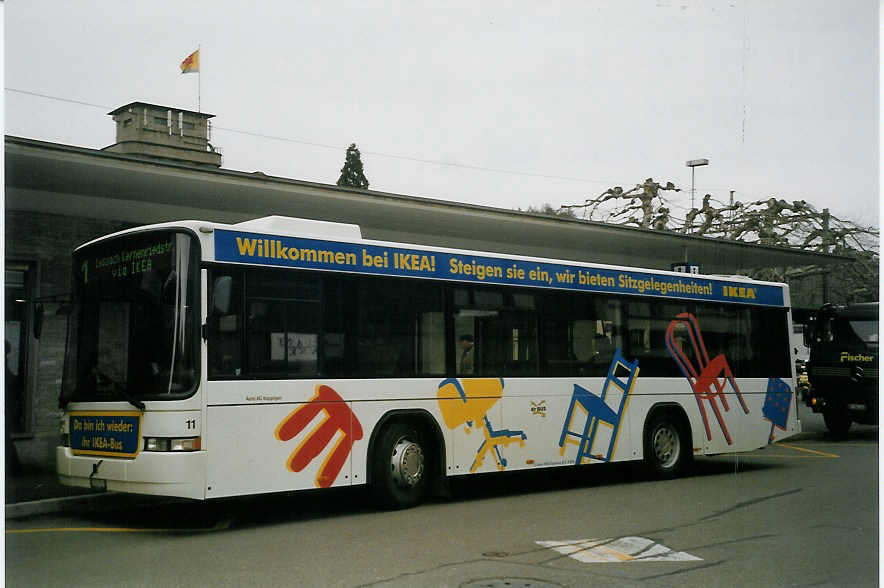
[69,412,141,458]
[214,229,785,307]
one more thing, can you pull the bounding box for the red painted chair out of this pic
[665,313,749,445]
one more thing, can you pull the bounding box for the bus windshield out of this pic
[61,231,199,404]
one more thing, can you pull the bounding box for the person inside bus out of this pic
[458,334,475,375]
[593,333,614,361]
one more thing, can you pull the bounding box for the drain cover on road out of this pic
[537,537,702,563]
[461,578,564,588]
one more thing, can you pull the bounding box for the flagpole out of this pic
[180,47,201,112]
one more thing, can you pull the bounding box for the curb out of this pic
[5,492,166,520]
[6,493,114,520]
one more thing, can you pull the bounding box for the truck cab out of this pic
[803,302,878,436]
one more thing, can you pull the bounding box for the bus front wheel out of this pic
[643,411,691,479]
[371,423,428,509]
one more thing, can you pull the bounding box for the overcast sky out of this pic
[4,1,880,227]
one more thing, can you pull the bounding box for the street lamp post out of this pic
[685,158,709,212]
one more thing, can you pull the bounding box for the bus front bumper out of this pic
[56,446,207,500]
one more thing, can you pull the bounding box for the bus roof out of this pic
[79,216,791,308]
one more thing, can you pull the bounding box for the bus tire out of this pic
[643,410,691,479]
[371,422,428,509]
[823,407,851,439]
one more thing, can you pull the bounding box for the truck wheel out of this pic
[823,407,851,439]
[643,411,691,479]
[371,423,428,509]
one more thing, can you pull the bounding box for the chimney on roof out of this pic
[102,101,222,167]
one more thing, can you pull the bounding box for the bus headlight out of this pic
[144,437,201,452]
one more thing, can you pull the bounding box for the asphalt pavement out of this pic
[5,405,876,521]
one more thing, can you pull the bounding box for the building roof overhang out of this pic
[5,135,851,277]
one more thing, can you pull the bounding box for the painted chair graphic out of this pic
[664,312,749,445]
[437,378,526,473]
[558,349,639,465]
[762,377,792,443]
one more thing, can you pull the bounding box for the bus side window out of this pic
[452,287,537,377]
[208,272,243,378]
[322,276,355,378]
[624,300,684,377]
[355,277,444,378]
[245,270,320,377]
[540,291,620,377]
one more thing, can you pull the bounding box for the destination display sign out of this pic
[69,412,141,458]
[214,229,785,307]
[79,236,175,285]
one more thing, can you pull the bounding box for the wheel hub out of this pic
[391,438,424,488]
[653,426,679,468]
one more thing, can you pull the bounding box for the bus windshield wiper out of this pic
[95,370,146,410]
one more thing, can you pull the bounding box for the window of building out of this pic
[5,262,35,436]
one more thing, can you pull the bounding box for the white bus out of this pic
[57,215,800,508]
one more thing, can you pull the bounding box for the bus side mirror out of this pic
[802,329,812,347]
[211,276,232,315]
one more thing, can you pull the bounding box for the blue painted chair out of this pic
[558,349,639,464]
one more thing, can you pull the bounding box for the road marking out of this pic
[7,527,157,534]
[777,443,840,458]
[793,442,875,448]
[734,443,840,459]
[537,537,702,563]
[731,455,834,459]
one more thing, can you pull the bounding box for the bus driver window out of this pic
[208,273,243,377]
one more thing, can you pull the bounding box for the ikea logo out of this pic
[722,286,756,300]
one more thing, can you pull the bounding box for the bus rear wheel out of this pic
[371,423,428,509]
[643,411,691,479]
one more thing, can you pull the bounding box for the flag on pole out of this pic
[180,50,199,74]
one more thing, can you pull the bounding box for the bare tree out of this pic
[557,180,879,302]
[561,178,681,229]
